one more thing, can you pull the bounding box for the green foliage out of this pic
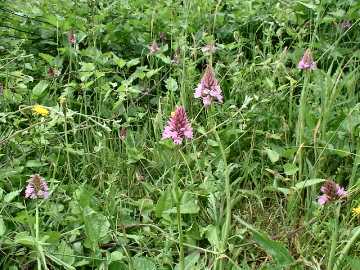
[0,0,360,269]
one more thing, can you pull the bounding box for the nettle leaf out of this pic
[32,80,49,98]
[133,257,156,270]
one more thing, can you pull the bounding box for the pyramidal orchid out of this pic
[194,65,223,107]
[298,49,316,70]
[162,106,193,144]
[318,180,347,205]
[25,174,49,199]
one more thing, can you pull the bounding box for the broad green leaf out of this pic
[165,77,178,92]
[133,257,156,270]
[265,148,280,163]
[4,190,21,203]
[175,252,200,270]
[205,225,220,249]
[32,80,49,98]
[15,232,36,247]
[237,218,294,266]
[283,163,298,176]
[25,160,47,168]
[293,179,325,190]
[126,58,140,68]
[55,241,75,266]
[83,209,110,244]
[79,62,95,82]
[155,188,173,217]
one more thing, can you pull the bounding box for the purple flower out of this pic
[25,174,49,199]
[162,106,193,144]
[340,20,352,30]
[148,41,160,54]
[318,194,329,205]
[194,66,223,107]
[298,49,316,70]
[318,180,347,205]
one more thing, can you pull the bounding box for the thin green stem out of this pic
[327,205,340,270]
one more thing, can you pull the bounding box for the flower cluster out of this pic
[25,174,49,199]
[194,65,223,107]
[32,105,49,117]
[148,41,160,54]
[162,106,193,144]
[318,180,347,205]
[298,49,316,70]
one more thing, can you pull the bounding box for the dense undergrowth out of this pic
[0,0,360,269]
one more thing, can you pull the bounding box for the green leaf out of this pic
[55,241,75,266]
[0,216,6,236]
[293,178,325,191]
[283,163,298,176]
[133,257,156,270]
[265,148,280,163]
[25,160,47,168]
[83,208,110,245]
[32,80,49,98]
[15,232,36,247]
[155,188,173,217]
[205,225,220,249]
[4,190,21,203]
[165,77,178,92]
[126,58,140,68]
[79,62,95,82]
[236,218,294,266]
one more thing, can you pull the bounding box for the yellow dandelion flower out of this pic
[32,105,49,117]
[352,206,360,216]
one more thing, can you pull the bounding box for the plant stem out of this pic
[297,73,309,182]
[177,195,184,270]
[327,204,340,270]
[214,130,231,270]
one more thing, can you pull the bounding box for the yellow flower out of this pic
[352,206,360,216]
[32,105,49,117]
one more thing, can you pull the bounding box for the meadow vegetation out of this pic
[0,0,360,269]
